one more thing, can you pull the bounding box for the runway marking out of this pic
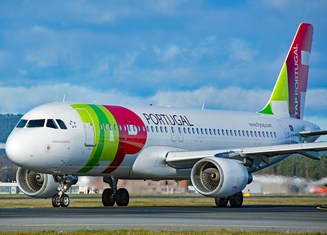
[0,223,326,230]
[317,206,327,211]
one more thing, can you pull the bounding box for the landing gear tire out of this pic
[215,197,228,207]
[229,192,243,208]
[102,188,115,206]
[115,188,129,206]
[60,194,70,207]
[52,194,61,207]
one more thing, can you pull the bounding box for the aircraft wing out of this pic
[0,143,5,149]
[166,141,327,169]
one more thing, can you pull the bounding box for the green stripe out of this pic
[71,104,119,174]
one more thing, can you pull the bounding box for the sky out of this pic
[0,0,327,131]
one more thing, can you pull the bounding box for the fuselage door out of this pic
[277,119,291,144]
[75,108,96,147]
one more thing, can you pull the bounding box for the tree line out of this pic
[255,154,327,180]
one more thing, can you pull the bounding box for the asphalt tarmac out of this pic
[0,205,327,232]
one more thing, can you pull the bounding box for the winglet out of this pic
[259,23,313,119]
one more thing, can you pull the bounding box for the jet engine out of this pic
[191,157,249,198]
[16,167,59,198]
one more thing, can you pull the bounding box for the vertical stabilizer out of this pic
[259,23,313,119]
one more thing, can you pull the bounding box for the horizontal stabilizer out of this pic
[299,130,327,137]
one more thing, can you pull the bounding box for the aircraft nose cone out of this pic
[5,131,35,166]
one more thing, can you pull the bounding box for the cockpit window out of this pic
[46,119,58,129]
[56,119,67,129]
[27,119,45,128]
[16,119,28,128]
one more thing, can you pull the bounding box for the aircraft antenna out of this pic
[202,102,205,110]
[63,94,67,103]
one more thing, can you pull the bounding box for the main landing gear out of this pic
[215,192,243,208]
[52,175,78,208]
[102,176,129,207]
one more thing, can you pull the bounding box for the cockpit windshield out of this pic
[16,119,28,128]
[27,119,45,128]
[46,119,58,129]
[16,118,67,130]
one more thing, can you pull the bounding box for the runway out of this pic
[0,205,327,232]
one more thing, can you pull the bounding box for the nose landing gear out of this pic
[102,176,129,207]
[51,175,78,208]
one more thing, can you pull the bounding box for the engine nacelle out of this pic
[191,157,249,198]
[16,167,59,198]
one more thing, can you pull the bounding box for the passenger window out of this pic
[230,130,233,136]
[218,129,221,135]
[270,132,273,138]
[114,124,117,131]
[178,127,181,133]
[155,126,158,132]
[222,129,224,135]
[160,126,163,133]
[246,130,249,137]
[16,119,27,128]
[188,128,191,134]
[266,131,269,138]
[46,119,58,129]
[209,129,212,135]
[226,130,229,136]
[250,131,253,137]
[200,128,203,134]
[213,129,216,135]
[137,126,140,132]
[56,119,67,129]
[258,131,261,137]
[133,125,136,131]
[238,130,241,136]
[119,125,122,131]
[262,131,265,137]
[196,128,199,134]
[183,127,186,134]
[104,124,108,131]
[171,127,174,133]
[128,125,131,131]
[254,131,257,137]
[192,128,195,134]
[204,129,207,135]
[151,126,154,132]
[99,124,103,130]
[234,130,237,136]
[109,124,112,130]
[242,130,245,136]
[123,125,126,131]
[274,132,277,138]
[165,126,168,133]
[142,126,145,132]
[146,126,149,132]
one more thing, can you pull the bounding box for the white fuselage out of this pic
[5,102,320,180]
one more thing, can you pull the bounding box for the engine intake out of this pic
[191,157,249,198]
[16,167,59,198]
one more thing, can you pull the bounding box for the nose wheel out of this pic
[51,175,77,208]
[102,176,130,207]
[52,193,70,207]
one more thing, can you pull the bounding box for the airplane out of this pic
[2,23,326,208]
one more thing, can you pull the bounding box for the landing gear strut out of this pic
[102,176,129,207]
[51,175,78,208]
